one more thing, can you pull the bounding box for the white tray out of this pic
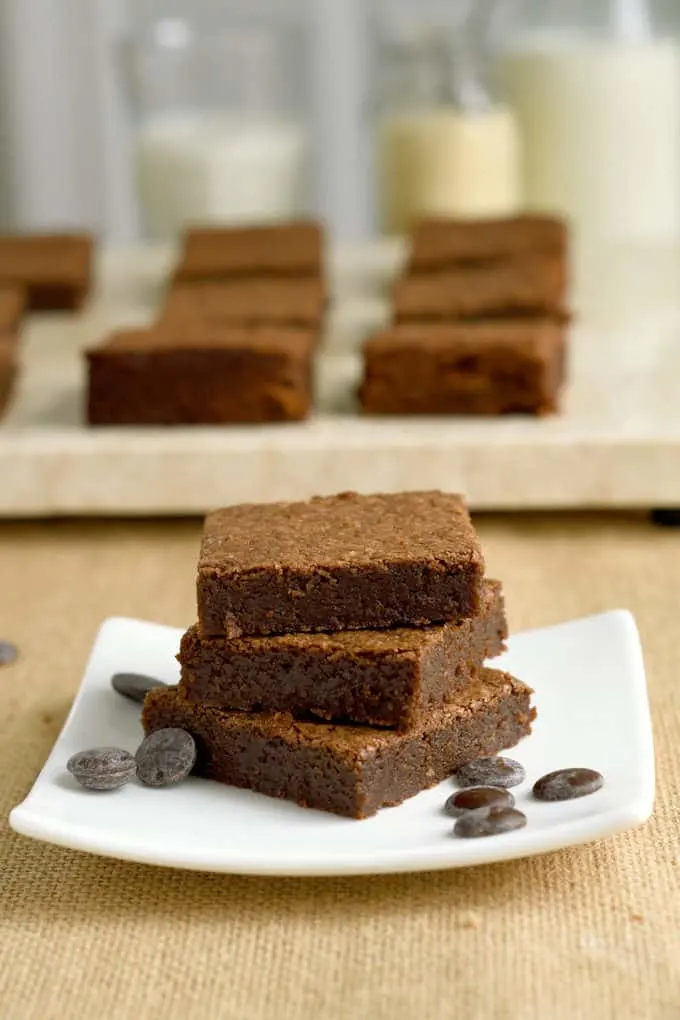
[2,241,680,517]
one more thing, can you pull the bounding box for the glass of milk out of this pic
[128,17,308,240]
[499,0,680,245]
[374,8,521,235]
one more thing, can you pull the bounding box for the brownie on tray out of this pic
[175,221,323,281]
[408,215,567,273]
[160,278,326,329]
[0,334,18,419]
[360,320,566,417]
[196,491,484,638]
[393,255,567,322]
[180,578,506,730]
[0,286,26,333]
[86,326,314,425]
[0,286,24,419]
[142,667,534,817]
[0,233,93,310]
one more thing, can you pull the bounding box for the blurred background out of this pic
[1,0,679,247]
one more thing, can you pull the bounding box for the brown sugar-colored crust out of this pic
[408,216,567,272]
[393,255,568,322]
[197,491,485,638]
[86,326,314,426]
[142,668,535,818]
[180,579,507,729]
[160,278,326,329]
[360,320,566,417]
[175,221,323,281]
[0,234,93,310]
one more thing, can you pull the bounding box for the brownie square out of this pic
[393,255,568,322]
[409,215,567,272]
[0,233,93,310]
[175,221,323,281]
[180,578,506,729]
[0,335,18,419]
[197,490,484,638]
[360,320,566,416]
[86,326,314,426]
[143,668,534,817]
[160,278,326,329]
[0,286,26,332]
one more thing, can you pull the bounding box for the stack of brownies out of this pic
[86,221,324,426]
[142,490,535,818]
[360,215,570,417]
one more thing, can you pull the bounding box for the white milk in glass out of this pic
[505,36,680,243]
[135,112,306,238]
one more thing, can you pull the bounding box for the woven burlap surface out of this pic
[0,513,678,1020]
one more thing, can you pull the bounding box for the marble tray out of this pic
[2,241,680,517]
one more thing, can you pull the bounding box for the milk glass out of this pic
[499,0,680,243]
[128,17,308,240]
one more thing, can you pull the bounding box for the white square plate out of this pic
[9,611,654,876]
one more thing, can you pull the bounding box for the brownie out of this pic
[0,233,93,310]
[86,326,314,426]
[393,255,568,322]
[160,278,326,329]
[0,286,26,332]
[175,221,323,281]
[197,490,484,638]
[180,578,506,729]
[0,335,18,419]
[408,215,567,272]
[142,668,534,818]
[360,320,566,417]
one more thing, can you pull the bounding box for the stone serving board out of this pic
[2,240,680,517]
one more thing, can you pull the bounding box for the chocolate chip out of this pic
[67,747,137,791]
[0,640,18,666]
[453,756,526,789]
[533,768,604,802]
[444,786,515,818]
[135,728,196,787]
[454,806,527,838]
[111,672,167,704]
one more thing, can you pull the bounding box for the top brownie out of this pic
[408,215,567,272]
[160,278,326,328]
[197,490,484,637]
[393,254,567,321]
[175,221,323,280]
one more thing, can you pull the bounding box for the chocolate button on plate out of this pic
[112,672,167,704]
[444,786,515,818]
[454,807,527,839]
[533,768,604,802]
[454,756,526,790]
[67,747,137,791]
[135,728,197,787]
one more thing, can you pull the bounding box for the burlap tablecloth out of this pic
[0,513,678,1020]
